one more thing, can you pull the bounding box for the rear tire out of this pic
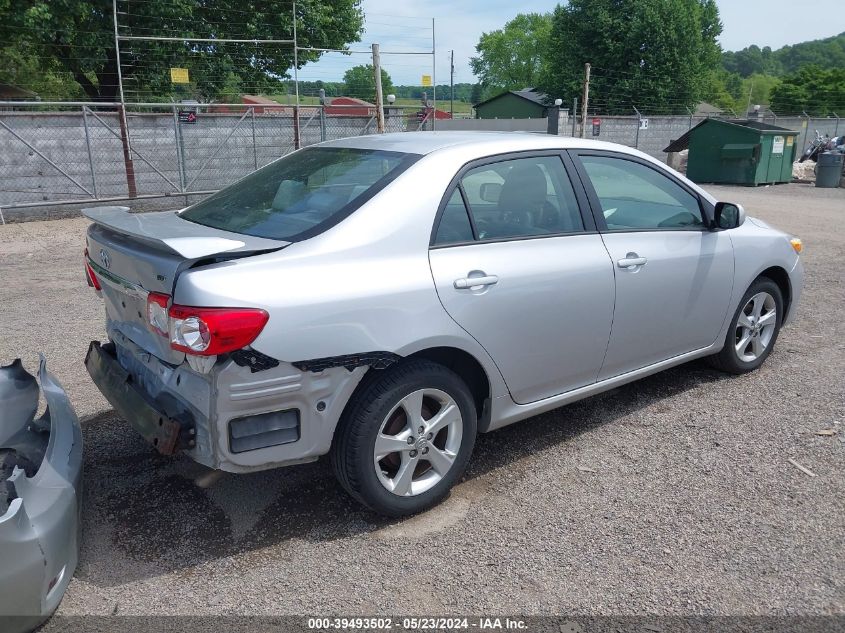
[331,359,477,517]
[708,277,783,374]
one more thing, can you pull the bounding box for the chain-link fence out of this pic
[0,102,427,221]
[3,100,841,222]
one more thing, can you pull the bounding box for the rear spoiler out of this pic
[82,206,288,259]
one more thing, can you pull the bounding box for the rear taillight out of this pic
[146,292,170,337]
[83,249,101,291]
[168,305,269,356]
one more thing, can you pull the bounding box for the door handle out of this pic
[454,275,499,289]
[617,255,647,268]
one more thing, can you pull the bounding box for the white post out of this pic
[431,18,436,131]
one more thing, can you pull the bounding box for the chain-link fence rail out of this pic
[0,102,423,222]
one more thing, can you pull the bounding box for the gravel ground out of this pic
[0,183,843,621]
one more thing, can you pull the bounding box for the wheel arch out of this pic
[757,265,792,321]
[338,345,494,435]
[405,347,491,427]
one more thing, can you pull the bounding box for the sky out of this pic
[297,0,845,90]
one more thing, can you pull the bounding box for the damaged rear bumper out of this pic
[84,341,195,455]
[0,356,83,633]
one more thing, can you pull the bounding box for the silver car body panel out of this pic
[0,357,83,633]
[429,234,615,404]
[597,230,735,380]
[84,132,803,472]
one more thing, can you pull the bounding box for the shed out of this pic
[665,119,799,186]
[474,89,549,119]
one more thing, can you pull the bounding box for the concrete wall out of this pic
[0,110,407,216]
[2,107,841,221]
[582,114,842,162]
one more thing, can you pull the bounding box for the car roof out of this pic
[318,131,643,158]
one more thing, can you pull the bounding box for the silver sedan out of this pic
[83,132,803,516]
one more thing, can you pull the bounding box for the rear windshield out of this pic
[180,147,418,241]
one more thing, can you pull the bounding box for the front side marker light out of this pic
[790,237,803,254]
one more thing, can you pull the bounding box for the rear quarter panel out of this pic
[173,152,510,399]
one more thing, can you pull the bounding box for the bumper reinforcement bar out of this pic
[85,341,193,455]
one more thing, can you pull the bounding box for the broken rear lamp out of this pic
[83,249,101,291]
[168,305,269,356]
[146,292,170,337]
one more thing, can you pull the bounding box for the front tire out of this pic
[331,359,477,517]
[709,277,783,374]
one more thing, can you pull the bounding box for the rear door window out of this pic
[458,156,585,241]
[180,147,418,241]
[433,190,475,245]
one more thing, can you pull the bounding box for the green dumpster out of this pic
[664,119,799,185]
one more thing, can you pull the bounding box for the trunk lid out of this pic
[84,206,288,363]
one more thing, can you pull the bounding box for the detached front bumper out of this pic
[0,356,83,633]
[84,341,195,455]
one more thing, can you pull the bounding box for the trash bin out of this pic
[816,152,845,188]
[664,118,799,186]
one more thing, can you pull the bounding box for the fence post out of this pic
[319,89,327,142]
[250,106,258,170]
[117,105,137,198]
[81,106,99,198]
[172,106,187,195]
[372,43,386,134]
[834,113,840,137]
[572,98,578,137]
[547,104,560,135]
[633,106,642,149]
[802,110,811,152]
[293,105,301,149]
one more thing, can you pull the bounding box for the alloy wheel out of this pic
[734,291,777,363]
[373,388,463,497]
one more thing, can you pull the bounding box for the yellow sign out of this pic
[421,74,432,87]
[170,68,190,84]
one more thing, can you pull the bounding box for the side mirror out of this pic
[714,202,746,230]
[479,182,502,203]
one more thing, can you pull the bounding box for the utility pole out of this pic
[372,43,385,133]
[112,0,136,197]
[450,50,455,118]
[431,18,436,131]
[580,62,591,139]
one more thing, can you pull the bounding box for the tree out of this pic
[723,33,845,78]
[470,13,552,92]
[770,66,845,115]
[342,65,393,103]
[1,0,364,102]
[539,0,723,114]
